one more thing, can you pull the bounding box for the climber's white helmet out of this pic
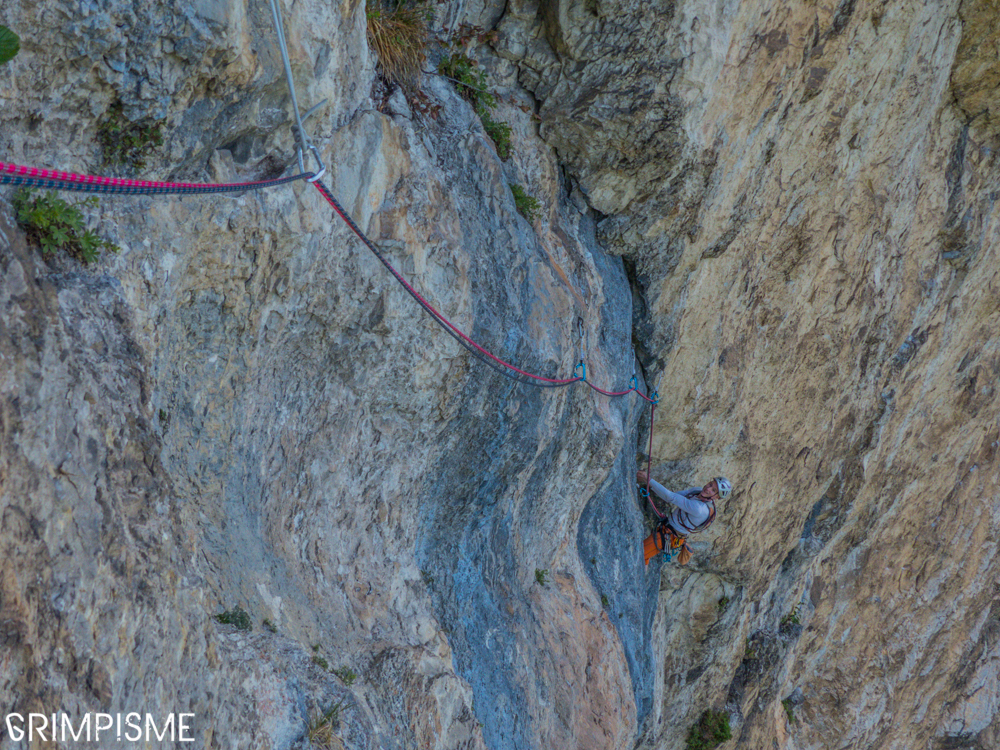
[714,476,732,500]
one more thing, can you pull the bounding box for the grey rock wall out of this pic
[1,1,657,748]
[0,209,374,749]
[4,0,1000,749]
[494,0,1000,748]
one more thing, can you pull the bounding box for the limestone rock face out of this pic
[2,0,1000,749]
[2,1,648,748]
[0,213,370,748]
[953,0,1000,138]
[497,0,1000,748]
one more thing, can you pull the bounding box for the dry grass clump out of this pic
[307,701,345,750]
[366,0,429,87]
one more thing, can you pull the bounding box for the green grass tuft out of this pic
[685,709,732,750]
[307,700,345,749]
[367,0,429,88]
[215,605,252,631]
[333,666,357,686]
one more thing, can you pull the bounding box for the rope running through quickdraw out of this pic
[0,0,660,408]
[1,159,659,401]
[310,176,659,398]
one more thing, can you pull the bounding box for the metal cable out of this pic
[268,0,311,173]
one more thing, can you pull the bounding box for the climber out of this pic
[637,471,731,565]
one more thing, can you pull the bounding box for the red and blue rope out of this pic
[2,159,657,402]
[1,160,309,195]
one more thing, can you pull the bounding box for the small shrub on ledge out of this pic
[215,605,252,631]
[97,100,164,172]
[333,666,357,686]
[438,51,513,161]
[685,709,731,750]
[782,697,796,724]
[12,188,118,264]
[510,183,540,223]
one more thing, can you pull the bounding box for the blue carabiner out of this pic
[574,361,587,381]
[628,374,638,390]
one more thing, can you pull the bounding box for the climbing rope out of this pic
[311,178,667,400]
[1,157,654,397]
[1,0,659,406]
[0,161,312,194]
[310,178,583,387]
[640,404,664,518]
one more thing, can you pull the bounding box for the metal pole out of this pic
[268,0,309,173]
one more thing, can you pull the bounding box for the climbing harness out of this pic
[643,523,689,565]
[641,490,716,565]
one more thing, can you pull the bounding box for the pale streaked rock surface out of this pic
[497,0,1000,748]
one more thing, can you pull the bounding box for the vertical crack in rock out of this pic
[416,179,646,748]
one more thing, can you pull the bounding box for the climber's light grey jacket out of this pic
[649,481,710,534]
